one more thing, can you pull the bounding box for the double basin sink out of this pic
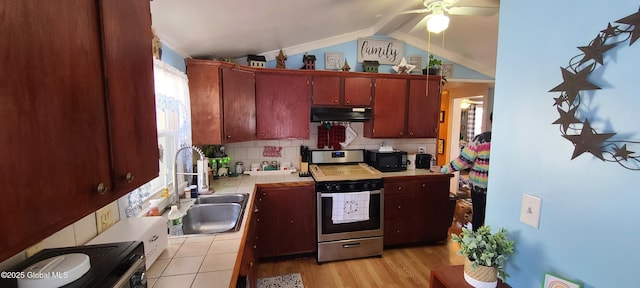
[182,193,249,234]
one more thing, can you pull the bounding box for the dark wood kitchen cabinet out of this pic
[187,60,256,144]
[255,73,310,139]
[256,183,316,258]
[238,198,259,288]
[310,76,341,106]
[364,76,442,138]
[0,0,157,262]
[407,78,441,138]
[343,76,374,106]
[311,75,372,107]
[364,78,407,138]
[383,175,453,246]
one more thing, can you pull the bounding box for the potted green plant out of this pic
[424,54,442,75]
[451,226,515,287]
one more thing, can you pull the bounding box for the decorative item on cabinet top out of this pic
[247,54,266,68]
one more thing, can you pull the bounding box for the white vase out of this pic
[463,258,498,288]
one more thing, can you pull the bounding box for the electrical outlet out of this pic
[520,194,542,228]
[25,241,44,257]
[96,201,119,234]
[418,146,426,154]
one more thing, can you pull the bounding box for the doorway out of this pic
[447,96,484,194]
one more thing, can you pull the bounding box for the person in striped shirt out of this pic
[442,112,492,231]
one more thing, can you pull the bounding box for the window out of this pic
[125,59,191,217]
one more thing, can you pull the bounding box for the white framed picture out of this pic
[325,52,342,70]
[543,273,582,288]
[407,55,423,73]
[442,63,454,77]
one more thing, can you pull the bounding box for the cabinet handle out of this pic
[254,208,259,213]
[125,172,134,183]
[150,235,159,242]
[96,183,107,195]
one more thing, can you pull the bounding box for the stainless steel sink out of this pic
[182,193,249,234]
[194,193,247,205]
[182,203,244,234]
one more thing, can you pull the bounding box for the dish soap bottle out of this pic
[167,205,183,235]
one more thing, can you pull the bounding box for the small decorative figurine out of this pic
[392,57,416,74]
[276,49,287,69]
[247,55,266,68]
[301,53,316,70]
[341,59,351,71]
[362,60,380,73]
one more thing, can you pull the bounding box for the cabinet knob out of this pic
[333,99,339,103]
[290,219,294,224]
[227,135,231,138]
[253,245,257,249]
[397,186,402,191]
[397,205,401,209]
[396,230,401,234]
[96,183,107,195]
[345,99,351,104]
[254,208,259,213]
[125,172,134,183]
[261,133,265,136]
[409,132,414,136]
[422,183,427,188]
[262,192,267,196]
[257,218,261,222]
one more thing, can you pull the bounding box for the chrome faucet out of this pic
[173,145,209,208]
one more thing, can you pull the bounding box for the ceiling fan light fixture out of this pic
[426,13,449,33]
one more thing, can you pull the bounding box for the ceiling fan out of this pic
[399,0,499,33]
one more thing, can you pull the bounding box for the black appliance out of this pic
[365,150,407,172]
[310,107,372,122]
[2,241,146,288]
[415,153,433,169]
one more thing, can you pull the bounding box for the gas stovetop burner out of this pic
[308,150,382,182]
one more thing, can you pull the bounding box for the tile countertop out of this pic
[146,169,447,288]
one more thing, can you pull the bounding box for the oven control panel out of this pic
[315,179,383,193]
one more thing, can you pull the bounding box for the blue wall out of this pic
[264,37,493,80]
[491,1,639,287]
[160,44,186,72]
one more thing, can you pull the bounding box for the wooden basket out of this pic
[464,257,498,283]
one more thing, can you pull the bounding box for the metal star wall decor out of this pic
[549,6,640,170]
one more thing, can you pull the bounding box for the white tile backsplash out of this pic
[224,122,437,170]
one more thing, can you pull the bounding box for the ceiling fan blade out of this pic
[397,8,431,15]
[408,15,430,34]
[447,6,498,16]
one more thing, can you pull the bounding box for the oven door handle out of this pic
[112,255,146,288]
[343,243,361,248]
[320,190,380,197]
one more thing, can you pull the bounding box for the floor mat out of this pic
[257,273,304,288]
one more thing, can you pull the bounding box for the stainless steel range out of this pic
[309,149,384,263]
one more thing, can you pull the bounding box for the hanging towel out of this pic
[329,124,346,150]
[331,191,370,224]
[317,125,329,148]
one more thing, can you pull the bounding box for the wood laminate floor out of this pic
[257,239,466,288]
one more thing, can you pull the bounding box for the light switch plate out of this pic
[520,194,542,228]
[96,201,119,234]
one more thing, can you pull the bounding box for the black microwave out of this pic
[365,150,407,172]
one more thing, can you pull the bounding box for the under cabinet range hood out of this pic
[310,107,372,122]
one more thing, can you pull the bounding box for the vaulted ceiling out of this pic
[150,0,500,79]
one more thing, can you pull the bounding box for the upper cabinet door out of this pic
[101,0,159,195]
[407,78,440,138]
[344,76,373,106]
[311,76,341,106]
[222,69,256,142]
[0,0,112,261]
[364,78,407,138]
[255,73,310,139]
